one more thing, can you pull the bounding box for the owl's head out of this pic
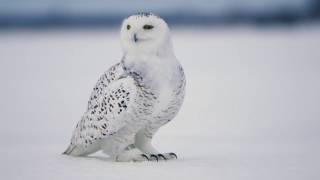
[120,13,173,56]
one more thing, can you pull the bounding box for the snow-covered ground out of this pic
[1,25,320,180]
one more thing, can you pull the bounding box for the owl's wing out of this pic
[64,63,137,155]
[87,63,126,110]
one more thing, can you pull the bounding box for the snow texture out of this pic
[0,25,320,179]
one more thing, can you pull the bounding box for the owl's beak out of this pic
[133,33,138,43]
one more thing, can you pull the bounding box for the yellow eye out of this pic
[143,24,154,30]
[127,25,131,30]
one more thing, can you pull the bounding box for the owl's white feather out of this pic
[64,13,186,161]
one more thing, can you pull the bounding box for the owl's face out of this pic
[120,13,171,55]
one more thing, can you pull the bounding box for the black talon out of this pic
[169,153,178,159]
[141,154,149,161]
[157,154,167,160]
[150,154,158,161]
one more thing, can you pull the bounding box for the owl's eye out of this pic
[127,25,131,30]
[143,24,154,30]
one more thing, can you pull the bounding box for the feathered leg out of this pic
[100,125,157,162]
[135,120,178,160]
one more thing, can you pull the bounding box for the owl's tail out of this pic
[62,144,76,155]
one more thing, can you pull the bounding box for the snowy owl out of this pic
[63,13,186,162]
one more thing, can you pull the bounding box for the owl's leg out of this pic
[100,125,157,162]
[134,120,178,160]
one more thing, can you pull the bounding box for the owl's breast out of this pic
[122,54,185,119]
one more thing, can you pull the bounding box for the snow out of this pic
[1,25,320,179]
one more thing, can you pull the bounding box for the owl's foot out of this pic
[115,148,150,162]
[141,154,158,161]
[115,153,159,162]
[156,152,178,160]
[138,153,177,161]
[115,152,177,162]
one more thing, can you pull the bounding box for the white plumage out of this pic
[63,13,186,162]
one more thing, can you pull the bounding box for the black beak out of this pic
[133,33,138,42]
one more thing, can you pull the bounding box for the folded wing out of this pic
[64,63,137,155]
